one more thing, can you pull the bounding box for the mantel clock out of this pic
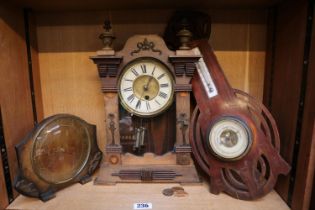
[91,24,201,183]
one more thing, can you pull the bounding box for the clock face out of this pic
[207,117,252,160]
[118,58,174,117]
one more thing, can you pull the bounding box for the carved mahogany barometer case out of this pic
[189,40,290,200]
[91,27,201,183]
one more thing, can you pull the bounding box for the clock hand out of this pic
[140,76,154,100]
[143,76,154,92]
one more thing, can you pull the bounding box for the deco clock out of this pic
[14,114,102,201]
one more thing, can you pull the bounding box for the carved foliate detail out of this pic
[131,38,162,55]
[177,113,189,145]
[108,113,116,145]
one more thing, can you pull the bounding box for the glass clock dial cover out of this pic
[32,118,91,184]
[118,58,174,117]
[14,114,102,201]
[208,117,252,160]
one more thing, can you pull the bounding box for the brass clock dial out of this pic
[118,58,174,117]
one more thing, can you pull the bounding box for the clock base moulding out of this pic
[95,152,201,184]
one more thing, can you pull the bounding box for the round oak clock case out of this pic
[189,40,290,200]
[91,35,201,184]
[14,114,102,201]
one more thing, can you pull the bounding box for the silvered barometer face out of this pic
[208,117,252,160]
[118,58,174,117]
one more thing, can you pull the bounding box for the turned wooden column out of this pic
[169,52,200,165]
[90,55,123,165]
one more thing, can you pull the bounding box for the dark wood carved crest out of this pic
[130,38,162,55]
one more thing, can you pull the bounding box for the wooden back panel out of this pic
[0,3,35,208]
[263,0,314,204]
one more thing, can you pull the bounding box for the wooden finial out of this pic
[176,19,192,50]
[99,20,115,51]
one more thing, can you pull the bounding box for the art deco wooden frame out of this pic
[14,114,102,201]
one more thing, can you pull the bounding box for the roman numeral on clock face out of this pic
[123,87,132,92]
[159,92,167,99]
[141,64,147,73]
[146,101,151,110]
[136,100,142,109]
[124,78,133,82]
[127,94,135,102]
[160,83,169,88]
[157,73,165,80]
[131,68,139,77]
[151,66,156,75]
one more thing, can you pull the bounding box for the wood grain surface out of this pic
[9,0,282,11]
[0,3,35,208]
[0,147,9,209]
[291,3,315,209]
[266,0,309,202]
[7,177,290,210]
[28,12,44,121]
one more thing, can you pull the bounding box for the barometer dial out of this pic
[207,117,252,160]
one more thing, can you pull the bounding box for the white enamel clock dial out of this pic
[208,117,252,160]
[118,58,174,117]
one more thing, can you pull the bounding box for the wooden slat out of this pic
[28,12,44,121]
[292,122,315,210]
[267,0,309,202]
[0,150,9,210]
[291,3,315,209]
[9,0,282,12]
[0,2,35,208]
[263,8,276,107]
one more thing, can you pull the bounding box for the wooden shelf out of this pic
[7,176,290,210]
[10,0,282,11]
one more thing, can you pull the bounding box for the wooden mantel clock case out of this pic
[91,34,201,184]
